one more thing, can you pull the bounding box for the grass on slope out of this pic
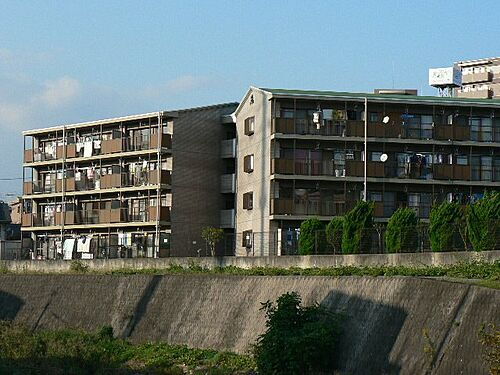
[0,322,255,374]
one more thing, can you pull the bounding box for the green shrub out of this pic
[342,201,374,254]
[254,292,338,375]
[385,208,419,253]
[467,191,500,252]
[298,218,326,255]
[326,217,343,253]
[478,323,500,374]
[201,226,224,256]
[429,201,464,252]
[69,260,89,273]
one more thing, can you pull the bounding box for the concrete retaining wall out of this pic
[0,274,498,374]
[1,250,499,273]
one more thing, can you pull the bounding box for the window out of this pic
[243,154,254,173]
[456,155,468,165]
[371,152,383,162]
[369,112,379,122]
[242,230,253,248]
[244,116,255,135]
[243,192,253,210]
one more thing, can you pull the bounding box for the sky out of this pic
[1,0,499,198]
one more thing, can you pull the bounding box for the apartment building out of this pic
[456,57,500,99]
[21,103,237,259]
[234,87,500,256]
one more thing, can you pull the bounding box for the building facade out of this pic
[456,57,500,99]
[21,103,237,259]
[234,87,500,256]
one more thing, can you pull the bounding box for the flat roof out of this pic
[455,57,500,67]
[23,102,238,136]
[259,87,500,108]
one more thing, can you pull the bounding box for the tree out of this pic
[254,292,338,375]
[326,217,343,253]
[298,218,326,255]
[385,207,419,253]
[466,191,500,252]
[342,201,374,254]
[429,201,464,252]
[201,227,224,256]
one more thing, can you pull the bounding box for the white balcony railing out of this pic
[220,173,236,193]
[221,138,236,158]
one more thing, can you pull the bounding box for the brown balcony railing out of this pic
[271,159,294,174]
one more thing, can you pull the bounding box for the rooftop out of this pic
[259,87,500,107]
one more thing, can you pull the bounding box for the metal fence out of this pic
[231,223,500,256]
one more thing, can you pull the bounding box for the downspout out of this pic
[154,112,162,258]
[363,97,368,201]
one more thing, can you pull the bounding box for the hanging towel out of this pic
[82,236,92,253]
[77,237,86,252]
[84,141,93,157]
[63,239,75,260]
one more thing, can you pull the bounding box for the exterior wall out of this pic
[456,58,500,99]
[170,104,237,256]
[235,89,272,255]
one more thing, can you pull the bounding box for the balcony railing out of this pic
[220,173,236,193]
[462,72,492,84]
[24,135,172,164]
[221,138,236,158]
[220,209,235,228]
[21,206,170,227]
[23,170,171,196]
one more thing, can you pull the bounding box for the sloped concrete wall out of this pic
[0,275,498,374]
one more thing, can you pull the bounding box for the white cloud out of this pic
[37,76,80,108]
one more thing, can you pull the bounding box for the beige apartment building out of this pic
[234,87,500,256]
[21,103,237,259]
[456,57,500,99]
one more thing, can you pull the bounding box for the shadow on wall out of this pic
[0,291,24,321]
[321,290,407,374]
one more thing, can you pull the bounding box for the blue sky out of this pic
[0,0,499,197]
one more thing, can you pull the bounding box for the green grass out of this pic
[2,260,499,285]
[0,322,255,374]
[105,260,500,281]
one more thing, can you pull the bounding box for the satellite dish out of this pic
[382,116,390,124]
[380,153,388,162]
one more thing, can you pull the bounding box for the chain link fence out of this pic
[230,222,499,256]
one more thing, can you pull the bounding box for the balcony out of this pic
[220,209,235,228]
[220,173,236,193]
[433,165,471,181]
[462,72,492,84]
[345,160,385,178]
[456,88,493,99]
[221,138,236,158]
[271,159,294,174]
[271,198,346,216]
[22,207,171,228]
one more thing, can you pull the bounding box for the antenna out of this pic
[392,61,395,89]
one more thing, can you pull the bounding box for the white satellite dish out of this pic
[380,153,388,162]
[382,116,390,124]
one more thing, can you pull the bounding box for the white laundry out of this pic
[83,141,93,157]
[63,239,75,260]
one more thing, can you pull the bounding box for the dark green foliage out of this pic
[467,191,500,252]
[385,208,419,253]
[299,218,326,255]
[326,217,343,253]
[342,201,374,254]
[254,292,338,375]
[429,201,464,252]
[0,322,255,374]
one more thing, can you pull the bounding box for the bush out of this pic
[467,192,500,252]
[201,227,224,256]
[254,292,338,375]
[299,218,326,255]
[385,208,419,253]
[479,323,500,374]
[342,201,374,254]
[326,217,343,253]
[429,201,464,252]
